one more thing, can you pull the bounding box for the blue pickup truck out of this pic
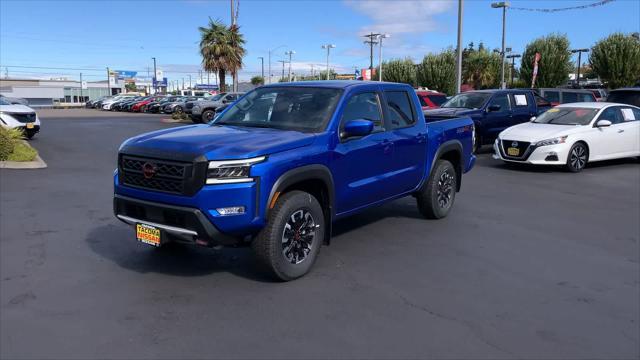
[424,89,552,152]
[114,81,476,280]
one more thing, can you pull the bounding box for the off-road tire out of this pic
[252,190,324,281]
[417,159,457,219]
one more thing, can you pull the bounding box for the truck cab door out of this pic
[483,93,512,141]
[382,90,427,194]
[331,91,397,214]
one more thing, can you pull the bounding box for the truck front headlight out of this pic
[206,156,266,184]
[535,136,568,147]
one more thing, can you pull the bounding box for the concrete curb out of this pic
[0,141,47,169]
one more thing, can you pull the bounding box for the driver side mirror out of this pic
[341,119,374,139]
[488,104,501,112]
[596,119,612,127]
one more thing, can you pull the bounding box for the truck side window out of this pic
[535,94,551,107]
[489,93,510,111]
[341,92,383,130]
[384,91,415,128]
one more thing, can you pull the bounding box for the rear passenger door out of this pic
[383,90,427,193]
[509,92,535,125]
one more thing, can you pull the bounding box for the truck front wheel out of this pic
[253,190,324,281]
[417,159,457,219]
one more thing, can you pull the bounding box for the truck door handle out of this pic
[377,139,393,154]
[415,133,426,143]
[617,129,625,133]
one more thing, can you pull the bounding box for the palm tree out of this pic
[198,18,246,92]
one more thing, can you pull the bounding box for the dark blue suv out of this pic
[114,81,476,280]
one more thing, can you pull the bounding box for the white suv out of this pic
[0,96,41,139]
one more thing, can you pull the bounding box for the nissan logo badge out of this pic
[511,141,519,148]
[142,162,157,179]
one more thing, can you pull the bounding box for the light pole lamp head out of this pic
[379,34,390,40]
[491,1,509,8]
[571,48,590,53]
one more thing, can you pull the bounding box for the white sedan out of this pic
[493,102,640,172]
[0,96,41,139]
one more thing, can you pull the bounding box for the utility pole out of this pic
[455,0,463,94]
[491,2,509,89]
[79,72,83,102]
[230,0,239,92]
[182,78,185,90]
[278,60,287,81]
[506,54,521,87]
[321,44,336,80]
[258,56,264,80]
[106,67,110,96]
[363,32,380,70]
[376,34,390,81]
[571,48,589,87]
[151,57,157,94]
[188,74,192,89]
[285,50,295,82]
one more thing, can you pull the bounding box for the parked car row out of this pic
[0,96,40,139]
[85,94,211,114]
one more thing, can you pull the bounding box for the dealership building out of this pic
[0,77,152,107]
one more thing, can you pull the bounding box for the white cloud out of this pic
[345,0,453,35]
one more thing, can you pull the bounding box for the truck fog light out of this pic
[216,206,245,216]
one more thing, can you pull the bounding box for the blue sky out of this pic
[1,0,639,84]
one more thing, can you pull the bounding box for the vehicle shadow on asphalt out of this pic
[85,223,279,283]
[332,199,424,237]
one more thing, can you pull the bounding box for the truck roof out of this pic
[262,80,412,90]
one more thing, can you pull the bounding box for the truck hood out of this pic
[499,122,581,142]
[121,124,317,161]
[423,107,482,120]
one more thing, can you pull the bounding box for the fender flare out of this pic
[428,139,463,191]
[267,164,335,244]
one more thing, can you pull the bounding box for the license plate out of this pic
[26,123,35,129]
[136,223,161,246]
[507,147,520,156]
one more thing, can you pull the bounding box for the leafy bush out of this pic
[0,127,37,161]
[380,58,417,85]
[590,33,640,89]
[463,48,503,89]
[417,50,456,95]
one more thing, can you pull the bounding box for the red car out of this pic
[131,96,163,112]
[416,90,448,110]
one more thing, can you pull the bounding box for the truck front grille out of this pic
[119,155,202,195]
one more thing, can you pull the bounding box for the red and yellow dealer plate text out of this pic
[136,223,161,246]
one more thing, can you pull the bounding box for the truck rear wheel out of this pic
[252,190,324,281]
[417,159,457,219]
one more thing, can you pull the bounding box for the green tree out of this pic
[198,18,246,92]
[379,58,416,85]
[590,33,640,88]
[463,48,502,89]
[250,76,264,86]
[520,34,572,87]
[416,50,456,94]
[125,82,137,92]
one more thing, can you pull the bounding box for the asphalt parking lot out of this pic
[1,109,638,359]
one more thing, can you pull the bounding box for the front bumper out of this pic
[493,139,569,165]
[114,194,240,246]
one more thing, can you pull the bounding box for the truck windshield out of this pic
[533,107,597,125]
[214,87,343,132]
[442,93,491,109]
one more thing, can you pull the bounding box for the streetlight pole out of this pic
[377,34,390,81]
[285,50,295,82]
[506,54,521,87]
[151,57,157,94]
[188,74,192,89]
[258,56,264,81]
[278,60,287,81]
[571,48,589,87]
[491,2,509,89]
[268,45,287,84]
[455,0,463,94]
[106,67,110,96]
[321,44,336,80]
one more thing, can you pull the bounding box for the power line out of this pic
[509,0,615,12]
